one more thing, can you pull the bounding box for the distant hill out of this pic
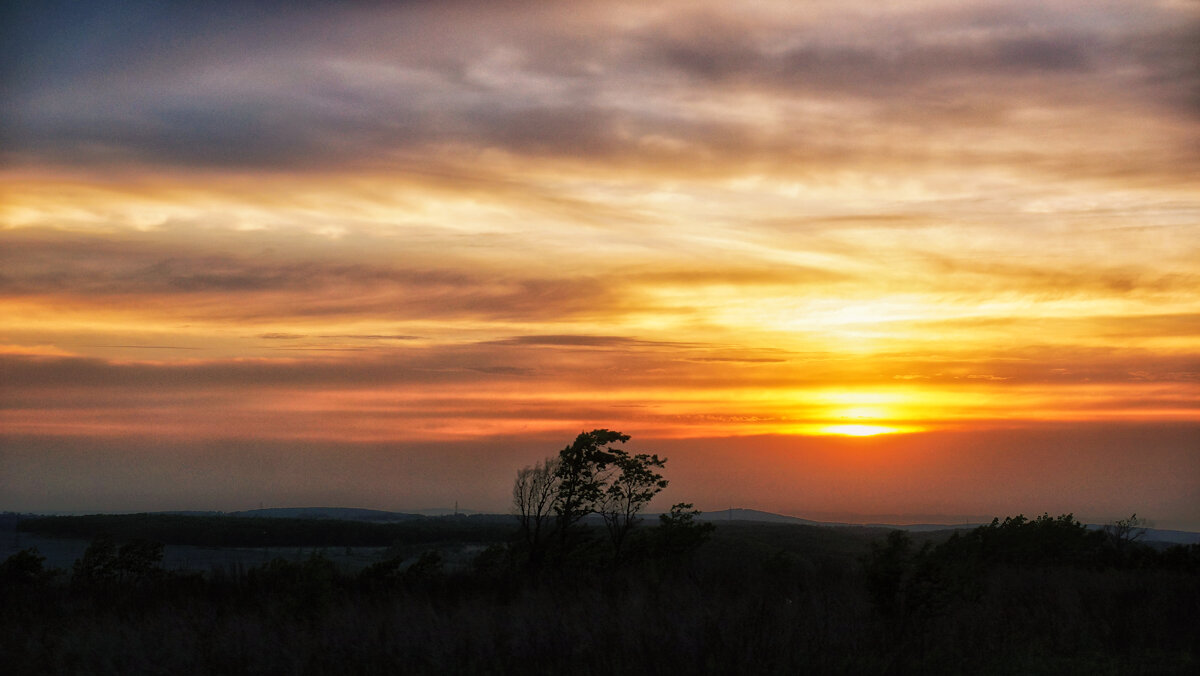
[225,507,1200,544]
[693,509,1200,544]
[229,507,487,520]
[229,507,423,521]
[694,508,977,530]
[697,508,827,525]
[15,506,1194,545]
[414,507,483,516]
[1087,527,1200,546]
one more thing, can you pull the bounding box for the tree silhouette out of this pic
[1103,513,1146,557]
[654,502,714,559]
[552,429,627,550]
[72,537,165,588]
[598,450,667,559]
[511,429,668,566]
[865,530,913,618]
[0,548,53,587]
[72,536,119,587]
[512,456,560,570]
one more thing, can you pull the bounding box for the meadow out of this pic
[2,511,1197,675]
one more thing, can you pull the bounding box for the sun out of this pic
[777,389,930,436]
[819,424,900,437]
[813,395,914,436]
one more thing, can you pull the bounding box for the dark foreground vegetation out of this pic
[3,511,1198,675]
[3,434,1197,674]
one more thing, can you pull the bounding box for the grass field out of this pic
[3,511,1197,675]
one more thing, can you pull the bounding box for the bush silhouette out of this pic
[0,548,54,588]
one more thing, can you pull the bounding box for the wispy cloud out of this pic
[3,0,1195,185]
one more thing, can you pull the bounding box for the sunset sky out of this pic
[2,0,1197,528]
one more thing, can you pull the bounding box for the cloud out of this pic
[486,335,698,349]
[869,346,1200,386]
[2,338,1194,412]
[318,334,421,340]
[0,343,78,357]
[0,229,638,322]
[2,0,1195,184]
[635,15,1098,91]
[687,357,788,364]
[909,254,1199,301]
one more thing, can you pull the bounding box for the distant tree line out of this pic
[863,512,1200,656]
[17,513,513,548]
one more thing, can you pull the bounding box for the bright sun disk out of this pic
[820,424,899,437]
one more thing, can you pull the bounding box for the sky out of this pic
[1,0,1197,528]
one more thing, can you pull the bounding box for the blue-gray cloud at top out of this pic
[3,0,1196,177]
